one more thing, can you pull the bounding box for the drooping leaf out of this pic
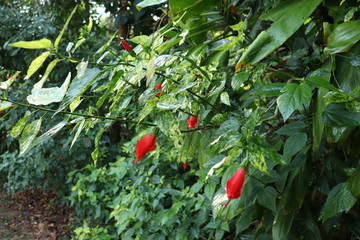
[19,118,42,156]
[277,83,312,121]
[24,52,51,80]
[31,121,68,147]
[324,20,360,54]
[320,183,357,221]
[220,92,230,106]
[257,186,277,212]
[0,71,20,90]
[10,111,31,138]
[169,0,219,20]
[272,210,294,239]
[275,121,306,136]
[9,38,53,49]
[59,63,100,111]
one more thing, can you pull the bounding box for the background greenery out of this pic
[1,0,360,239]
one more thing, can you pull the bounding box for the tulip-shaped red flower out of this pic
[226,168,246,200]
[121,40,132,52]
[187,116,198,129]
[155,83,162,97]
[135,134,156,160]
[183,162,189,169]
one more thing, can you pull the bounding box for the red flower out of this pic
[133,160,138,165]
[7,76,12,79]
[121,40,132,52]
[155,83,162,97]
[135,134,156,160]
[226,168,246,200]
[0,110,2,114]
[187,116,198,129]
[183,162,189,169]
[59,154,64,158]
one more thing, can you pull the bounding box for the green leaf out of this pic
[283,133,307,161]
[275,121,305,136]
[137,0,167,8]
[95,33,117,56]
[322,103,360,127]
[257,186,277,212]
[220,92,230,106]
[277,83,312,121]
[347,169,360,197]
[10,111,31,138]
[272,210,294,240]
[54,5,78,49]
[24,52,51,80]
[320,183,357,221]
[169,0,219,19]
[8,38,53,49]
[19,118,42,156]
[312,61,332,152]
[236,206,254,235]
[236,0,322,70]
[248,148,268,174]
[204,182,216,200]
[305,77,339,91]
[324,20,360,54]
[59,62,100,111]
[91,127,107,165]
[70,118,86,149]
[251,83,284,97]
[231,72,249,92]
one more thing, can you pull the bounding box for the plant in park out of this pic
[1,0,360,239]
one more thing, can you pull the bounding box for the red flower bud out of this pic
[187,116,198,129]
[133,160,138,165]
[183,162,189,169]
[0,110,2,114]
[226,168,246,200]
[121,40,132,52]
[59,154,64,158]
[135,134,156,160]
[155,83,162,97]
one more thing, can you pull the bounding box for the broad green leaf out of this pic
[27,71,71,106]
[19,118,42,156]
[283,133,307,161]
[347,169,360,197]
[54,5,78,49]
[138,101,156,122]
[137,0,167,8]
[305,77,339,91]
[324,20,360,54]
[0,71,20,90]
[9,38,53,49]
[236,206,254,235]
[275,121,305,136]
[204,182,217,200]
[220,92,230,106]
[260,0,299,22]
[272,210,294,240]
[322,103,360,127]
[0,101,13,110]
[236,0,322,70]
[174,82,198,94]
[212,189,228,219]
[10,111,31,138]
[169,0,219,19]
[251,83,284,97]
[201,50,229,69]
[59,63,100,111]
[320,183,357,221]
[257,186,277,212]
[24,52,51,80]
[277,83,312,121]
[231,72,249,92]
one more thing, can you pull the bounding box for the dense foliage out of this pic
[1,0,360,239]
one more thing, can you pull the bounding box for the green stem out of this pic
[0,98,156,127]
